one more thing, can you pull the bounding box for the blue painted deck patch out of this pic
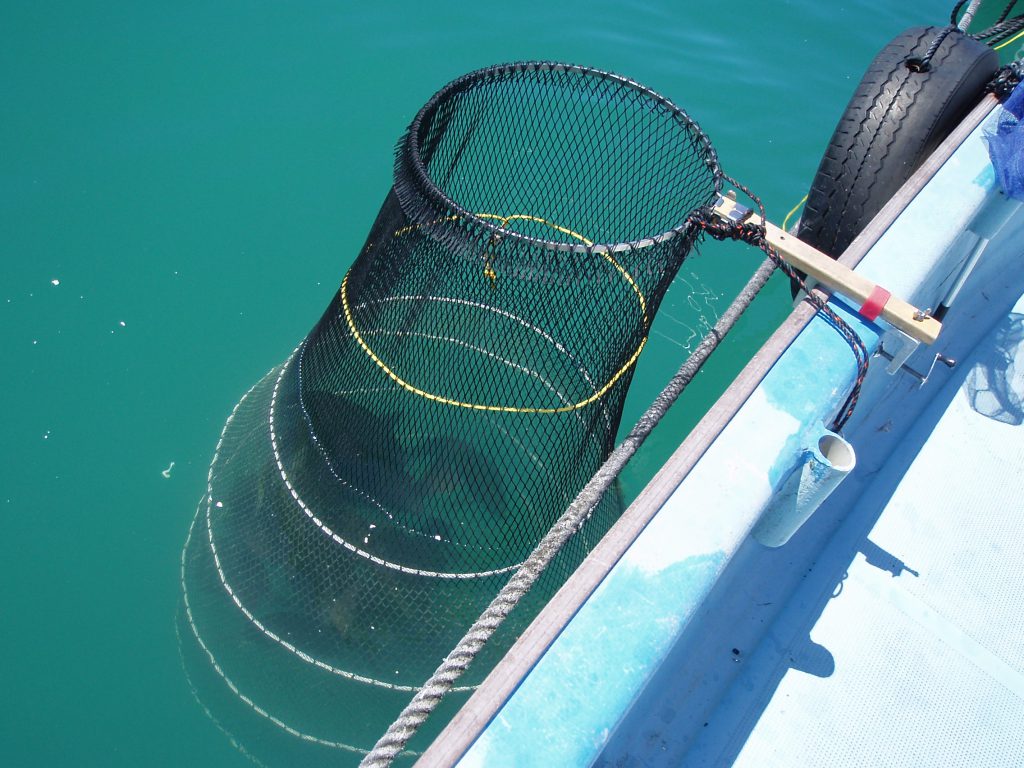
[462,552,726,768]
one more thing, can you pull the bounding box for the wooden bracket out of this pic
[712,195,942,345]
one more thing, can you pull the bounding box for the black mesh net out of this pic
[179,62,721,763]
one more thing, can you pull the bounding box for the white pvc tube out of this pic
[751,429,856,548]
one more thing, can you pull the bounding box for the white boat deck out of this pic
[725,293,1024,767]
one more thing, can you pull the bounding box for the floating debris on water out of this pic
[162,461,175,479]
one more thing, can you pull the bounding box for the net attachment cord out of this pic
[687,174,870,432]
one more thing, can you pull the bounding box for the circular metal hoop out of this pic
[397,61,723,254]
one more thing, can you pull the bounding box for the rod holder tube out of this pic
[752,429,856,547]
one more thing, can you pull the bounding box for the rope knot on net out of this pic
[689,212,766,246]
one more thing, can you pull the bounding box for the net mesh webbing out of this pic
[180,62,721,762]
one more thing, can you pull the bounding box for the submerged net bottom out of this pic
[178,345,626,763]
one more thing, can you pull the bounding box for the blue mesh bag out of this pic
[985,83,1024,201]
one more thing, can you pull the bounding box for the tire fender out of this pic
[796,27,999,263]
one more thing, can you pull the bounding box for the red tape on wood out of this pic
[859,285,891,322]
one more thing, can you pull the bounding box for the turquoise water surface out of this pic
[2,1,982,765]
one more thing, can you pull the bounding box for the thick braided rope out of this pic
[956,0,984,32]
[358,253,779,767]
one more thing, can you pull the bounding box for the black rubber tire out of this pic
[796,27,998,263]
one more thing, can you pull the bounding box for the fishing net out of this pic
[179,62,724,763]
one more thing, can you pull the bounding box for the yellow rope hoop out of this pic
[340,214,649,413]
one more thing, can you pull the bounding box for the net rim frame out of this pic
[400,60,724,255]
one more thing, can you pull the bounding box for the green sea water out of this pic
[3,1,1008,765]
